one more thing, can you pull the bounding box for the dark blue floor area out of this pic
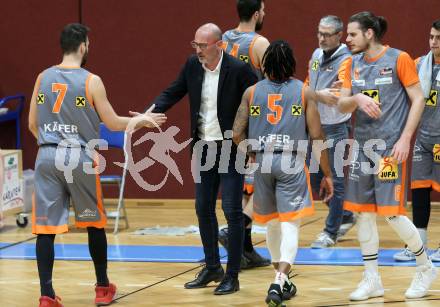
[1,242,438,267]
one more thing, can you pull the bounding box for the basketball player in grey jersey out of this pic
[394,19,440,262]
[337,12,436,301]
[28,23,166,307]
[220,0,271,269]
[233,40,333,306]
[222,0,269,79]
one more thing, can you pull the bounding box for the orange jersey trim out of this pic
[342,57,353,90]
[85,73,94,108]
[301,84,307,111]
[397,52,420,87]
[398,161,407,209]
[56,65,81,69]
[33,224,69,234]
[32,194,70,234]
[411,179,440,192]
[249,35,261,69]
[253,206,315,224]
[344,201,407,216]
[338,57,351,83]
[364,45,389,63]
[243,183,254,194]
[248,85,256,106]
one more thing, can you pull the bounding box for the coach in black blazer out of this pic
[150,23,257,294]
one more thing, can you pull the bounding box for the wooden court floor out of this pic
[1,199,440,306]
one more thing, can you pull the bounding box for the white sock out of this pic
[266,219,281,263]
[274,271,288,286]
[386,216,429,265]
[417,228,428,247]
[279,220,300,264]
[357,213,379,275]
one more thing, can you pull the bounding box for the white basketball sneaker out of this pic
[405,261,438,299]
[349,272,384,301]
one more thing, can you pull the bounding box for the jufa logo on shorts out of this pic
[250,105,260,116]
[433,144,440,162]
[426,90,438,107]
[378,157,398,180]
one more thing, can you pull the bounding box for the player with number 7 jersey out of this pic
[28,23,166,307]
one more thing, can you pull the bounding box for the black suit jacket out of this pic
[151,52,258,146]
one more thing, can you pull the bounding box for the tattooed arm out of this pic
[232,85,253,146]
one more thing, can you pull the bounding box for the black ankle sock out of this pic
[244,228,254,253]
[36,234,56,298]
[87,227,109,286]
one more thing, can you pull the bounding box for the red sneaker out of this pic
[95,283,117,306]
[39,296,63,307]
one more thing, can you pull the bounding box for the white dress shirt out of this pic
[198,52,224,141]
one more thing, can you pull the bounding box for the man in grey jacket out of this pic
[306,15,355,248]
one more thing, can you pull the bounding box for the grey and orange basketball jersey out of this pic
[222,30,263,80]
[416,55,440,144]
[308,44,351,125]
[249,78,307,152]
[37,66,100,147]
[350,48,409,148]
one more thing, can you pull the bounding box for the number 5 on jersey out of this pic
[267,94,283,125]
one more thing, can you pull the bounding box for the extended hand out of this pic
[391,136,410,163]
[129,104,167,128]
[355,93,381,119]
[316,88,340,106]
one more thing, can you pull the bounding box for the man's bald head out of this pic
[196,23,222,42]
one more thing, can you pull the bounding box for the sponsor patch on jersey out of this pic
[433,144,440,162]
[374,77,393,85]
[352,79,366,87]
[37,93,45,104]
[239,54,249,63]
[325,66,334,72]
[426,89,438,106]
[312,60,319,71]
[75,96,86,107]
[378,157,398,181]
[291,105,302,116]
[379,67,393,75]
[361,89,380,103]
[250,105,260,116]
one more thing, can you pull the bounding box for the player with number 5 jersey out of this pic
[232,40,333,306]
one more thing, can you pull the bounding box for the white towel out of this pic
[418,51,440,98]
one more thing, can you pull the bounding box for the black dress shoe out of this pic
[184,266,224,289]
[242,249,271,269]
[214,275,240,295]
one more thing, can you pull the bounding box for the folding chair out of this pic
[99,123,129,233]
[0,95,25,148]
